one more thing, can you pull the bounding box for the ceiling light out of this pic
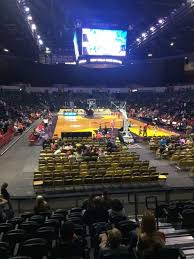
[3,49,9,52]
[158,18,164,24]
[39,39,43,45]
[136,38,140,42]
[31,24,36,30]
[45,47,51,54]
[148,53,152,57]
[25,7,30,12]
[37,35,41,39]
[150,26,155,32]
[170,42,174,46]
[142,33,146,38]
[27,15,32,21]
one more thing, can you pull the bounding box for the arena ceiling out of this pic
[0,0,194,60]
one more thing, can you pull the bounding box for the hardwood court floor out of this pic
[54,114,123,137]
[128,118,179,137]
[54,112,178,138]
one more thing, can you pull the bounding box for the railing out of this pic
[10,186,194,215]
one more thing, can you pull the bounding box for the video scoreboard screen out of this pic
[82,29,127,56]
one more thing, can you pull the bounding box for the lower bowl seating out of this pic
[34,138,167,191]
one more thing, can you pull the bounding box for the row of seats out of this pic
[150,137,194,172]
[0,208,87,259]
[34,140,167,189]
[157,201,194,228]
[0,206,189,259]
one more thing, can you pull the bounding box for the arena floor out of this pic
[0,111,184,199]
[54,109,178,138]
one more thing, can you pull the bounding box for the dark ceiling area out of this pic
[0,55,185,86]
[27,0,187,58]
[0,0,193,86]
[0,0,39,58]
[0,0,191,59]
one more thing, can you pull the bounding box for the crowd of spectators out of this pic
[29,192,166,259]
[1,88,193,139]
[0,90,44,142]
[42,137,118,162]
[150,135,194,158]
[127,89,194,133]
[42,88,194,134]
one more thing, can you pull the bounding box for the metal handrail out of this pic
[9,185,194,214]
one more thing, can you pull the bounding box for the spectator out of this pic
[101,191,112,210]
[82,194,96,210]
[1,182,12,210]
[53,221,84,258]
[43,117,49,128]
[83,196,109,225]
[137,211,165,259]
[109,199,126,218]
[34,195,50,214]
[98,228,130,259]
[1,182,10,201]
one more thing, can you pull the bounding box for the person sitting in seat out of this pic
[137,211,165,259]
[75,149,83,162]
[98,228,131,259]
[101,191,112,210]
[54,146,62,155]
[53,221,84,258]
[68,150,76,163]
[34,195,50,214]
[83,196,109,225]
[109,199,126,219]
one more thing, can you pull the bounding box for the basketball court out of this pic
[54,109,178,138]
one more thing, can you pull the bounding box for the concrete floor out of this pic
[0,120,41,197]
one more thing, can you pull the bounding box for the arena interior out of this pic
[0,0,194,258]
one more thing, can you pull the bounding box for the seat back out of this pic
[182,209,194,228]
[36,226,57,241]
[0,241,11,259]
[3,229,26,247]
[147,247,180,259]
[20,238,48,259]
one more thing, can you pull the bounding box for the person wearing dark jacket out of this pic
[1,182,12,210]
[83,196,109,225]
[52,221,84,258]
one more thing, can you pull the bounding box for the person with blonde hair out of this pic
[137,211,165,258]
[98,228,131,258]
[34,195,50,214]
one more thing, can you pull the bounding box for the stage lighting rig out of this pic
[129,1,194,54]
[16,0,51,54]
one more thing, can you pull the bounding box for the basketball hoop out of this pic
[87,99,96,109]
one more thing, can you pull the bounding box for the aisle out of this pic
[0,120,42,197]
